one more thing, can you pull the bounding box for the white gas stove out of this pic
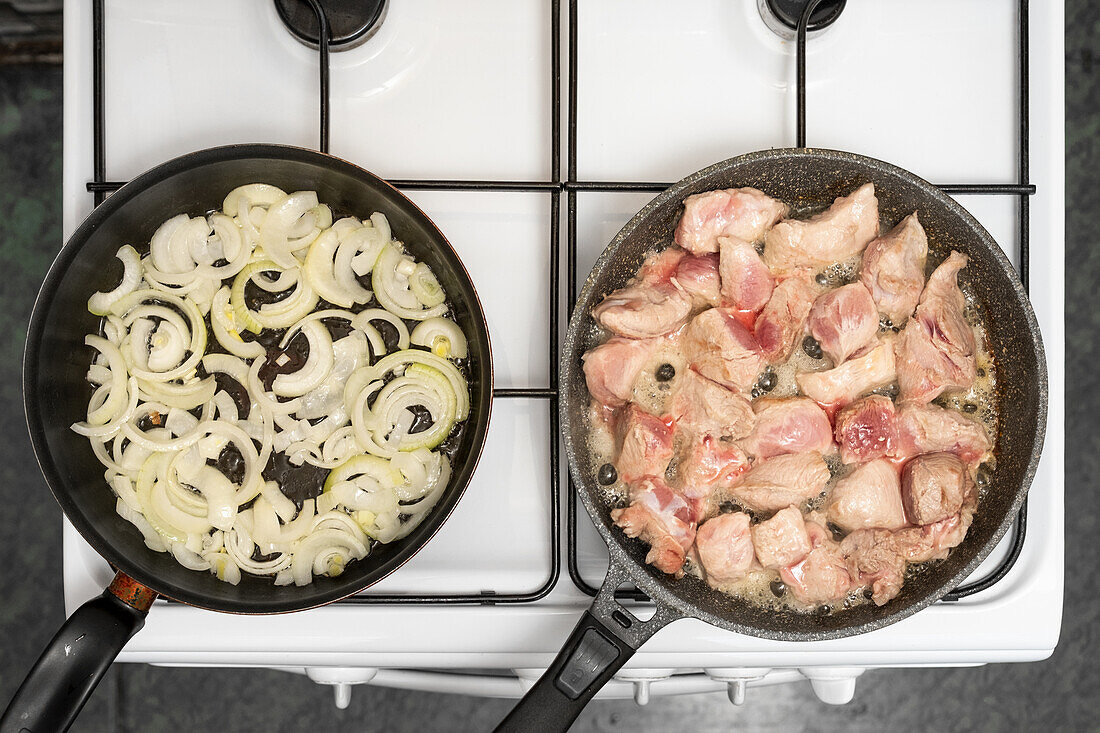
[61,0,1064,710]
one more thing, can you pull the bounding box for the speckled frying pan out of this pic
[4,145,493,732]
[496,148,1047,732]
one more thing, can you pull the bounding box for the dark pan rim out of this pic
[25,143,494,615]
[561,147,1048,641]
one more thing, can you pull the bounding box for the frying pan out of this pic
[2,144,493,732]
[495,148,1047,732]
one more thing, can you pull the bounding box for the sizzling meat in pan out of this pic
[583,184,998,612]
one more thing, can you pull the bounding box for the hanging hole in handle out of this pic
[611,610,633,629]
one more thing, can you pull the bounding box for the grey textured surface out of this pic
[0,5,1094,732]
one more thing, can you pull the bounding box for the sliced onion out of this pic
[88,245,142,316]
[410,317,468,359]
[272,321,334,397]
[260,191,322,268]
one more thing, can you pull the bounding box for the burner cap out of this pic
[275,0,388,51]
[760,0,846,36]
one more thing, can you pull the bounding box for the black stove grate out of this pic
[85,0,1032,607]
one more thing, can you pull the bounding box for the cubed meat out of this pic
[612,477,698,576]
[636,248,687,285]
[592,282,693,339]
[901,452,973,525]
[718,236,774,313]
[582,336,660,407]
[674,435,751,500]
[840,529,907,606]
[763,183,880,273]
[780,521,852,605]
[860,213,928,325]
[683,307,765,393]
[808,282,879,364]
[826,458,908,533]
[695,512,756,588]
[728,452,831,514]
[896,251,977,404]
[674,188,789,254]
[834,395,897,464]
[615,405,674,484]
[669,368,755,440]
[674,253,722,309]
[754,271,818,364]
[891,403,992,468]
[752,506,811,570]
[740,397,834,460]
[796,336,896,409]
[842,501,976,607]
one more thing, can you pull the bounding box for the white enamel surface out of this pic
[576,0,1016,185]
[94,0,550,185]
[62,0,1063,682]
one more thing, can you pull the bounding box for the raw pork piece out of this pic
[795,336,896,409]
[674,188,789,254]
[780,521,852,605]
[860,213,928,325]
[674,435,751,500]
[695,512,757,588]
[826,458,908,533]
[683,307,765,393]
[896,251,977,404]
[718,236,774,313]
[615,405,674,484]
[674,253,722,309]
[839,528,906,606]
[612,477,698,576]
[728,452,830,514]
[740,397,834,460]
[901,452,973,525]
[833,395,897,464]
[582,336,660,407]
[636,248,687,285]
[754,271,818,363]
[752,506,811,570]
[808,282,879,364]
[891,403,992,468]
[592,282,692,339]
[763,183,880,273]
[669,368,755,440]
[842,506,975,606]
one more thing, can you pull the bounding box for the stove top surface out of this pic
[61,0,1064,670]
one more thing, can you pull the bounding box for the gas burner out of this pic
[758,0,846,39]
[275,0,388,51]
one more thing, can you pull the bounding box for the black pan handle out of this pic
[494,562,682,733]
[1,571,156,733]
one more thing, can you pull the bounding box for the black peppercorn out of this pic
[758,370,777,392]
[815,273,829,287]
[802,336,823,359]
[655,363,675,382]
[597,463,617,485]
[770,580,786,597]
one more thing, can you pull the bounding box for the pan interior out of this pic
[562,148,1046,640]
[25,145,492,614]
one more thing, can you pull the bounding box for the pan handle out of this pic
[494,562,682,733]
[1,571,156,733]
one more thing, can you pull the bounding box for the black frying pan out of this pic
[3,144,493,732]
[496,148,1047,731]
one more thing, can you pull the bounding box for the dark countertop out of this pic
[0,4,1091,731]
